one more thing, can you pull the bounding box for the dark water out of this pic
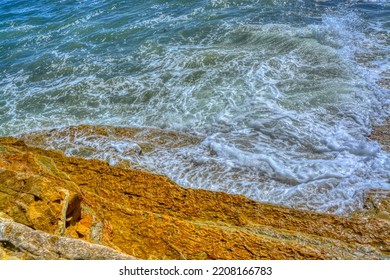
[1,0,389,214]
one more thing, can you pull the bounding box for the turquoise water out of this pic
[1,0,389,214]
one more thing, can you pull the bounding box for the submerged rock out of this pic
[0,134,389,260]
[18,125,202,169]
[370,119,390,152]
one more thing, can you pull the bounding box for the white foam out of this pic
[2,1,389,214]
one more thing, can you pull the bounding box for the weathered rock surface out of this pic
[0,219,136,260]
[0,135,389,260]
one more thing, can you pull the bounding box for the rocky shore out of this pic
[1,125,389,260]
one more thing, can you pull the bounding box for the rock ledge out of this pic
[0,135,389,260]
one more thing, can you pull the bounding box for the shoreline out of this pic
[1,127,389,260]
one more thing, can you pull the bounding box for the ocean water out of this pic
[1,0,389,214]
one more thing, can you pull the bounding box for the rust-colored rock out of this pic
[0,134,389,260]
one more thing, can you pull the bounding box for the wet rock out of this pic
[358,189,390,220]
[19,125,202,162]
[370,119,390,152]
